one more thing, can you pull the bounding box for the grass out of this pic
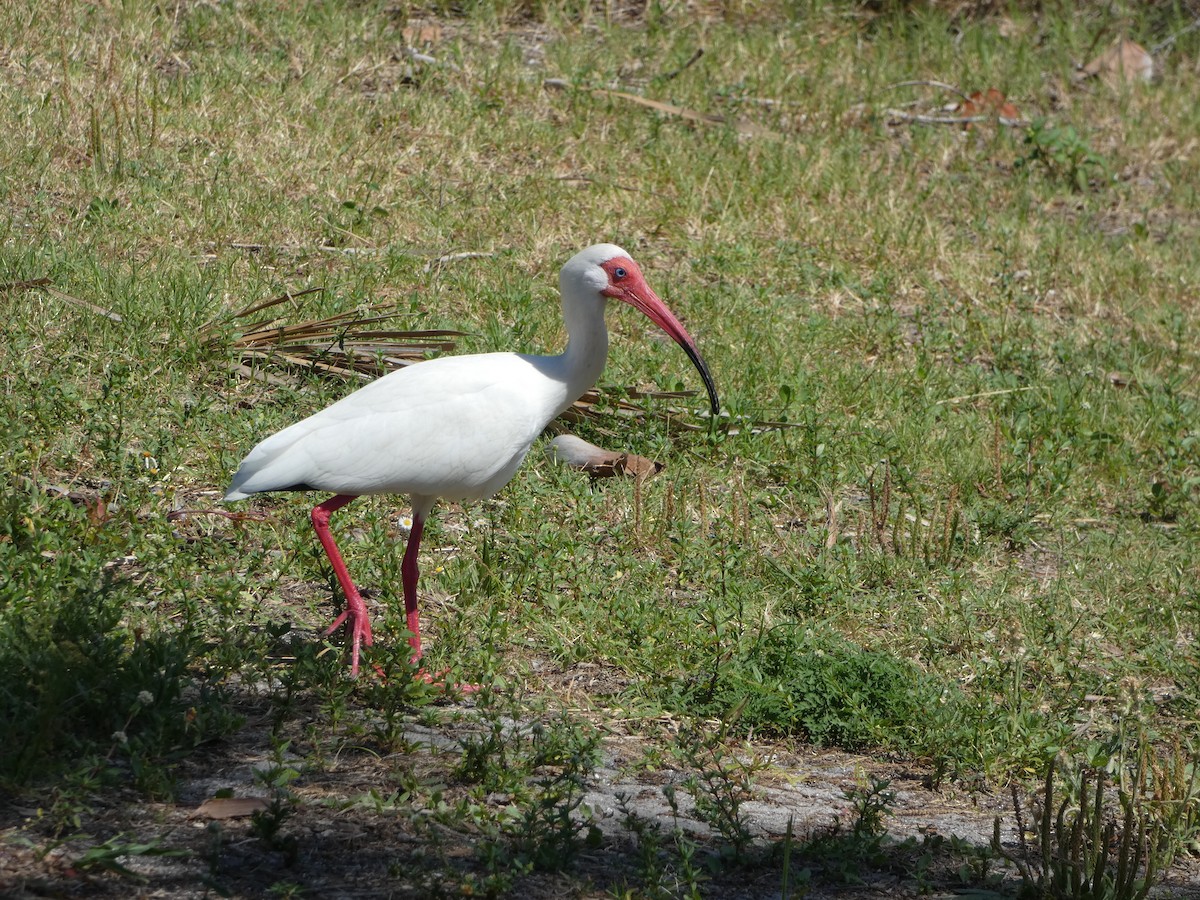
[2,0,1200,895]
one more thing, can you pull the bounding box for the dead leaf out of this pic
[402,23,442,45]
[546,434,663,479]
[956,88,1021,129]
[86,497,109,527]
[192,797,269,819]
[1083,39,1154,87]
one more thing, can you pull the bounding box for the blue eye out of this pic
[614,267,627,279]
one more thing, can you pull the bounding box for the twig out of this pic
[717,95,801,108]
[167,508,272,523]
[1151,17,1200,55]
[318,245,382,256]
[884,79,972,102]
[230,362,308,390]
[932,386,1036,406]
[201,287,324,333]
[44,286,124,322]
[423,251,496,273]
[658,47,704,82]
[403,46,461,73]
[0,277,51,291]
[544,78,775,137]
[884,108,1029,128]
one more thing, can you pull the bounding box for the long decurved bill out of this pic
[621,285,720,417]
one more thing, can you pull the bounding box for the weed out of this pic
[0,492,236,789]
[1018,120,1110,191]
[615,791,708,900]
[671,717,763,860]
[844,775,896,841]
[995,745,1200,900]
[249,739,302,861]
[453,699,602,875]
[671,625,959,755]
[804,775,902,883]
[72,832,188,881]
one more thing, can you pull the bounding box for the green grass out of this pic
[2,0,1200,894]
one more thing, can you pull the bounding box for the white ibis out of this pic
[225,244,719,678]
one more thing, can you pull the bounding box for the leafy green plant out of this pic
[454,700,602,875]
[803,774,902,883]
[249,739,303,860]
[844,775,896,841]
[671,625,959,753]
[1018,120,1110,191]
[72,833,187,881]
[614,791,708,900]
[0,495,235,789]
[671,717,764,860]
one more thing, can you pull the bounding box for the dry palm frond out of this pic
[564,386,715,432]
[208,287,794,434]
[202,287,465,387]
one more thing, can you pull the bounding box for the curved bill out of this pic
[621,285,721,417]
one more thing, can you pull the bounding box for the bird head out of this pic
[563,244,720,417]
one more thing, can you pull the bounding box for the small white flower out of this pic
[112,731,128,745]
[396,515,413,534]
[137,690,155,706]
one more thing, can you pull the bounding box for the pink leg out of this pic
[311,494,372,677]
[403,506,477,692]
[401,512,425,663]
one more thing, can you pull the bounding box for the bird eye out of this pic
[613,267,627,279]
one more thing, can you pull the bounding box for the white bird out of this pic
[225,244,719,679]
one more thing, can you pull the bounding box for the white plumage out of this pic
[227,353,566,502]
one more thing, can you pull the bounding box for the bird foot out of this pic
[323,596,374,678]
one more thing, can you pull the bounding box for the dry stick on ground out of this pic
[883,79,973,102]
[0,277,52,291]
[203,286,465,386]
[884,109,1029,128]
[543,78,775,137]
[1152,16,1200,55]
[423,251,496,274]
[658,47,704,82]
[880,80,1028,128]
[8,276,126,321]
[45,285,125,322]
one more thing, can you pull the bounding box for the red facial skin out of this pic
[598,256,719,416]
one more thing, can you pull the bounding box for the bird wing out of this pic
[225,353,567,501]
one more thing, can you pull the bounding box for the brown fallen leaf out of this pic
[402,23,442,45]
[546,434,663,479]
[1083,38,1154,87]
[192,796,269,819]
[956,88,1021,129]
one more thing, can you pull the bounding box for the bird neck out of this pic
[556,290,609,402]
